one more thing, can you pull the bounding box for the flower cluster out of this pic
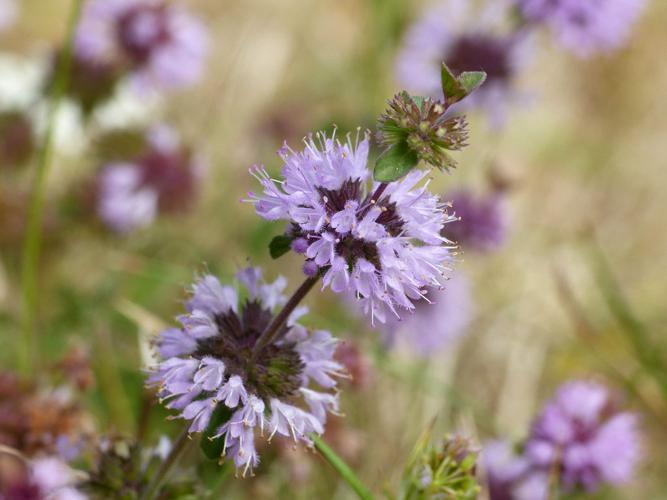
[0,456,86,500]
[96,125,203,233]
[483,381,641,499]
[395,0,529,126]
[75,0,208,93]
[517,0,647,57]
[444,189,509,252]
[149,268,344,475]
[0,371,91,461]
[378,91,469,172]
[248,131,458,323]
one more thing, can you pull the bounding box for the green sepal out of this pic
[440,63,487,104]
[458,71,487,96]
[373,142,420,182]
[200,403,234,460]
[269,234,293,259]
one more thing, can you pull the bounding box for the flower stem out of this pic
[141,427,193,500]
[311,434,374,500]
[251,275,319,360]
[18,0,84,376]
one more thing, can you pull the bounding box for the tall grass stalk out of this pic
[19,0,84,375]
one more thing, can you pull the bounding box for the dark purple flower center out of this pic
[3,481,42,500]
[116,5,171,65]
[446,34,512,83]
[296,181,407,270]
[138,149,196,212]
[194,300,304,400]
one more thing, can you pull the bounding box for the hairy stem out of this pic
[141,427,193,500]
[18,0,84,376]
[251,275,319,360]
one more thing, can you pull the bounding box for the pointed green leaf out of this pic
[269,234,293,259]
[458,71,487,96]
[200,403,234,460]
[373,142,419,182]
[441,63,465,102]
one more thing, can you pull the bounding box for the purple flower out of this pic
[482,440,549,500]
[1,457,87,500]
[247,131,458,324]
[518,0,647,57]
[75,0,208,93]
[484,381,641,499]
[444,189,509,252]
[0,0,17,31]
[525,380,641,491]
[149,268,344,476]
[96,125,203,233]
[384,271,473,356]
[395,0,531,126]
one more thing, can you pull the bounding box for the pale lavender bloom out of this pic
[483,440,543,500]
[0,0,17,31]
[518,0,647,57]
[247,131,458,324]
[149,268,344,475]
[385,272,473,356]
[395,0,531,126]
[97,162,158,233]
[444,189,509,252]
[95,125,202,233]
[75,0,208,92]
[3,457,88,500]
[525,380,641,491]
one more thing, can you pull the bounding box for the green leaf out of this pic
[269,234,293,259]
[200,403,234,460]
[373,142,419,182]
[441,63,465,103]
[440,63,487,103]
[458,71,487,96]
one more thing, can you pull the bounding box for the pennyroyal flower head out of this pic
[96,125,203,233]
[444,188,509,252]
[75,0,208,93]
[149,268,344,475]
[247,131,458,324]
[525,380,641,492]
[517,0,647,57]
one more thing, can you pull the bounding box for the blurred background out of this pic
[1,0,666,498]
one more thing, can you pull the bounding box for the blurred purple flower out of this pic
[444,189,509,252]
[2,457,86,500]
[518,0,647,57]
[484,381,641,499]
[525,380,641,491]
[96,125,203,233]
[0,0,17,31]
[149,268,344,476]
[482,440,546,500]
[247,131,458,324]
[385,272,473,356]
[75,0,208,92]
[395,0,532,127]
